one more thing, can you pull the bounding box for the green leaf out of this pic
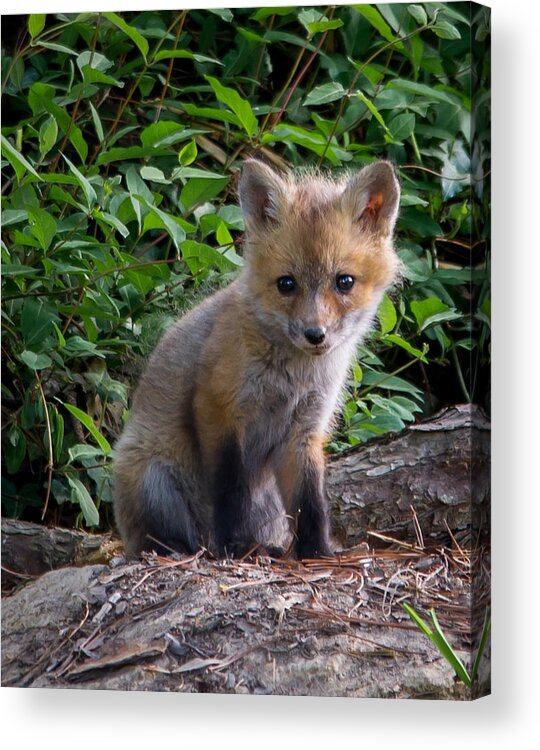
[298,10,343,37]
[96,146,173,165]
[81,65,124,88]
[361,371,423,397]
[38,115,58,157]
[52,322,66,348]
[377,294,397,334]
[68,444,105,462]
[181,240,237,274]
[437,140,470,199]
[252,7,294,22]
[356,92,390,134]
[63,403,112,455]
[205,76,258,137]
[1,263,40,276]
[67,476,100,527]
[1,209,29,226]
[62,154,97,208]
[1,134,41,181]
[408,5,428,25]
[304,82,346,106]
[388,112,415,142]
[27,206,57,252]
[179,140,198,166]
[237,27,266,44]
[354,5,404,49]
[76,50,114,74]
[48,405,64,463]
[6,426,27,474]
[34,41,78,56]
[153,49,222,65]
[140,121,185,148]
[138,198,187,250]
[89,102,104,141]
[218,205,244,230]
[383,335,429,363]
[139,166,170,184]
[125,166,154,231]
[352,362,363,385]
[397,244,431,282]
[262,124,350,164]
[399,208,441,238]
[92,209,130,238]
[410,298,461,331]
[367,394,418,422]
[28,85,90,163]
[216,221,233,246]
[28,14,46,39]
[208,8,234,22]
[103,12,149,61]
[386,79,459,105]
[21,298,59,350]
[172,167,227,181]
[433,20,462,40]
[19,351,53,370]
[179,177,229,213]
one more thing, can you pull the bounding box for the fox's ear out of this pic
[342,161,400,237]
[238,159,286,229]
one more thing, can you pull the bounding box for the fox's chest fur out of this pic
[113,158,401,558]
[237,337,354,447]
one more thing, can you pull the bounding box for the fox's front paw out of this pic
[297,537,334,560]
[216,537,254,559]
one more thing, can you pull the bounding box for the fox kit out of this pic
[114,159,400,558]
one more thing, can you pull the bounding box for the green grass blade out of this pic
[470,609,491,683]
[429,609,471,686]
[401,602,433,637]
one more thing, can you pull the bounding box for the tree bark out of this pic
[326,403,490,548]
[1,404,490,583]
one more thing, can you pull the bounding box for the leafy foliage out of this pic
[1,4,490,528]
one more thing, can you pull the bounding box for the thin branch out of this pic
[36,374,54,522]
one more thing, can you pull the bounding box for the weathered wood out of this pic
[1,520,120,588]
[326,404,490,548]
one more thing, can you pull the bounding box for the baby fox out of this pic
[114,159,400,558]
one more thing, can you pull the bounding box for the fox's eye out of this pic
[277,276,296,294]
[336,274,355,292]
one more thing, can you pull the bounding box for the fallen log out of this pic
[1,404,491,697]
[1,404,490,583]
[1,546,491,698]
[327,403,490,548]
[1,521,120,589]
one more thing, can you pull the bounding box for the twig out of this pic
[36,374,54,522]
[154,11,188,123]
[410,505,425,549]
[367,531,423,551]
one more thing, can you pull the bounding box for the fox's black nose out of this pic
[304,327,326,345]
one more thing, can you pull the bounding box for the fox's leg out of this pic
[138,459,201,555]
[211,437,255,556]
[274,433,332,559]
